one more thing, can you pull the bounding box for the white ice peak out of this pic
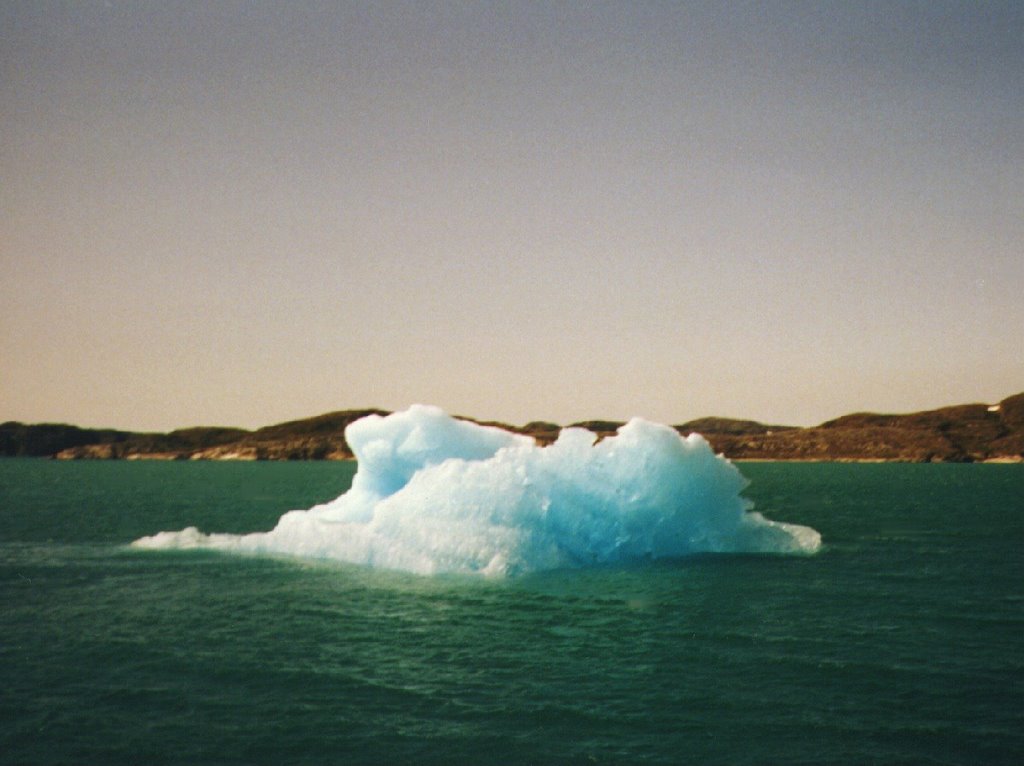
[134,405,821,575]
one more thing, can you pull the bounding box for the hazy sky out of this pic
[2,1,1022,431]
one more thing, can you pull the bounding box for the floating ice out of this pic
[132,405,821,576]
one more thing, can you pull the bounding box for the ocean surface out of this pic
[1,460,1021,765]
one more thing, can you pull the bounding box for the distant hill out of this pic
[2,393,1021,463]
[700,392,1024,462]
[0,423,134,457]
[0,422,251,459]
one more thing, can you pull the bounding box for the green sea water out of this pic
[1,460,1021,765]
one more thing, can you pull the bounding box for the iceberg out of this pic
[133,405,821,576]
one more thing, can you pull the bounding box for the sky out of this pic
[2,1,1022,431]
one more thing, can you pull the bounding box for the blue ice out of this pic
[133,405,821,576]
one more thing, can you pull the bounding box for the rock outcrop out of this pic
[693,392,1024,462]
[2,393,1021,463]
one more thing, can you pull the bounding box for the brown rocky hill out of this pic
[2,393,1021,462]
[699,392,1024,462]
[0,422,248,458]
[189,409,388,460]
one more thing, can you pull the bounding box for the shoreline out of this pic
[19,453,1021,465]
[4,392,1022,464]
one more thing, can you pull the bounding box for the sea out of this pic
[1,459,1021,765]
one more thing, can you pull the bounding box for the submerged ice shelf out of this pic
[133,405,821,576]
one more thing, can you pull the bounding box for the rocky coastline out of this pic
[2,394,1022,464]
